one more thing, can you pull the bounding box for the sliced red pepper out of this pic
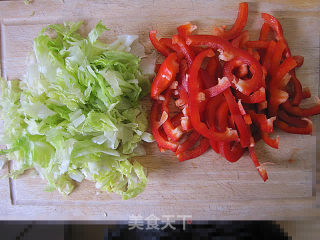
[206,55,221,86]
[159,38,184,59]
[302,87,311,99]
[199,69,213,89]
[261,131,279,149]
[243,114,252,125]
[186,34,264,95]
[223,57,263,95]
[188,48,239,142]
[224,88,251,147]
[289,70,303,106]
[213,2,249,40]
[231,30,249,48]
[181,116,192,131]
[236,87,266,103]
[249,110,275,133]
[176,137,210,162]
[204,77,231,98]
[245,40,269,49]
[149,30,171,56]
[219,141,245,162]
[268,57,297,116]
[281,100,320,117]
[270,39,287,77]
[261,13,303,106]
[259,23,271,41]
[237,100,246,115]
[275,119,312,135]
[277,110,308,128]
[177,22,197,40]
[154,64,161,74]
[172,34,195,66]
[161,89,183,142]
[292,55,304,68]
[151,52,179,99]
[171,113,184,128]
[249,147,268,182]
[216,100,245,162]
[261,13,284,41]
[257,100,268,112]
[151,101,178,152]
[236,64,248,78]
[262,40,276,71]
[175,131,201,154]
[205,94,225,154]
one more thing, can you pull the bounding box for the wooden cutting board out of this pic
[0,0,319,220]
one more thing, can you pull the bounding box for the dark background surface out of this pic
[0,221,294,240]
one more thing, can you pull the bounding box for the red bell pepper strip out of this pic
[257,100,268,112]
[223,57,263,95]
[175,131,201,154]
[219,141,245,162]
[204,77,231,98]
[199,69,213,89]
[261,13,303,106]
[216,101,229,132]
[172,34,195,66]
[216,100,245,162]
[171,113,184,128]
[224,87,252,147]
[261,13,283,41]
[213,2,249,40]
[281,100,320,117]
[270,39,287,77]
[268,57,297,116]
[248,110,275,133]
[231,30,249,48]
[236,64,248,78]
[248,147,268,182]
[237,100,246,116]
[259,23,271,41]
[186,34,264,95]
[206,55,221,86]
[188,48,239,142]
[243,114,252,125]
[161,89,183,142]
[151,52,179,99]
[289,70,303,106]
[151,101,178,151]
[149,30,171,56]
[177,22,197,40]
[293,55,304,68]
[154,64,161,74]
[262,40,276,71]
[159,38,184,59]
[260,131,279,149]
[236,87,266,103]
[302,87,311,99]
[205,94,225,154]
[245,40,269,49]
[181,116,192,132]
[176,137,210,162]
[275,119,313,135]
[277,110,308,128]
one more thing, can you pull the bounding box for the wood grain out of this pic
[0,0,319,220]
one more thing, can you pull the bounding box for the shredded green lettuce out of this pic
[0,21,154,199]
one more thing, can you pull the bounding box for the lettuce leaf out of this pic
[0,21,154,199]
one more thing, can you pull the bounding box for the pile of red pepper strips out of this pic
[149,2,320,181]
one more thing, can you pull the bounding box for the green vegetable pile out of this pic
[0,21,154,199]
